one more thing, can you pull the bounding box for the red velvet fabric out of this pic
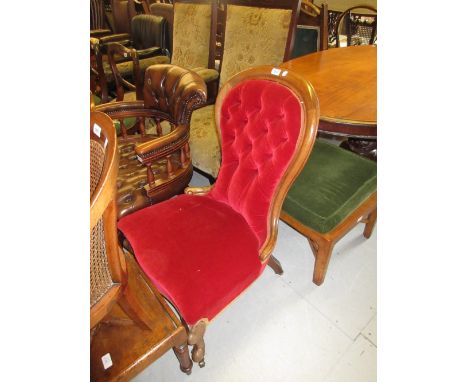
[118,195,263,325]
[118,79,302,325]
[209,80,302,246]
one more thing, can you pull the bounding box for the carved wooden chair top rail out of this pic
[117,65,320,367]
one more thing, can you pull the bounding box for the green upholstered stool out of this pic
[281,139,377,285]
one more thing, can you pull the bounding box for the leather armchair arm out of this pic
[135,125,189,164]
[93,100,146,115]
[136,46,170,60]
[98,33,131,45]
[90,29,113,38]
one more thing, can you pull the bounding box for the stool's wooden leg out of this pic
[267,255,284,275]
[188,320,207,367]
[309,238,334,286]
[173,343,193,375]
[363,208,377,239]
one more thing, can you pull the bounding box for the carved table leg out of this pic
[188,320,207,367]
[173,343,193,375]
[340,138,377,161]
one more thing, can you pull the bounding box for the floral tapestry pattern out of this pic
[172,3,212,69]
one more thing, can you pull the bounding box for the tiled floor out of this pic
[133,172,377,382]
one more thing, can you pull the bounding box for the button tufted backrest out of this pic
[209,66,319,254]
[143,64,207,126]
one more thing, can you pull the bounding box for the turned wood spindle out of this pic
[184,142,191,160]
[138,117,145,135]
[120,118,127,138]
[166,155,173,177]
[180,147,186,167]
[156,119,162,136]
[145,163,155,185]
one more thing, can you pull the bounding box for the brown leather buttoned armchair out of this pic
[94,64,207,219]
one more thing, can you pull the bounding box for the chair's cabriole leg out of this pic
[173,343,193,375]
[267,255,284,275]
[308,238,334,286]
[188,320,207,367]
[363,208,377,239]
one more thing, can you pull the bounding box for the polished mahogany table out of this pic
[280,45,377,158]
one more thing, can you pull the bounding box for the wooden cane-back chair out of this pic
[90,111,195,378]
[90,111,150,329]
[117,65,320,368]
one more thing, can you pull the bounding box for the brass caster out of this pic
[180,365,192,375]
[199,359,205,368]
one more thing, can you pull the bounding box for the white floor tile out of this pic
[274,221,377,339]
[134,269,352,382]
[361,315,377,346]
[323,335,376,382]
[189,171,211,187]
[130,173,377,381]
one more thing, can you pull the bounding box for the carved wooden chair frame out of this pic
[127,65,320,367]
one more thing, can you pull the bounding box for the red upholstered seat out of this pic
[118,66,319,341]
[118,194,264,325]
[119,79,301,324]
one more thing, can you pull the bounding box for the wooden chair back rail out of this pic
[319,3,329,51]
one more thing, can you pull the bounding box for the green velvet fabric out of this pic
[283,139,377,233]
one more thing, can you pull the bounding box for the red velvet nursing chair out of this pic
[118,65,320,366]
